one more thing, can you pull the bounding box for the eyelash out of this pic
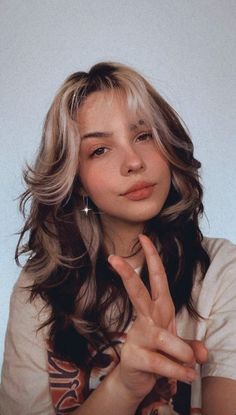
[90,132,153,157]
[136,132,153,142]
[91,147,108,157]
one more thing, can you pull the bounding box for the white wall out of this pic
[1,0,235,369]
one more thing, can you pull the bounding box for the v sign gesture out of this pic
[108,234,207,405]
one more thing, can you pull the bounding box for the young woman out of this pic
[0,62,236,415]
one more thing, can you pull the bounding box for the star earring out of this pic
[81,196,92,215]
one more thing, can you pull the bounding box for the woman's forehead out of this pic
[76,89,151,128]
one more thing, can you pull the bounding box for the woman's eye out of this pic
[136,132,153,142]
[90,147,108,157]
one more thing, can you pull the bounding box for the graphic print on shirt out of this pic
[48,329,182,415]
[48,348,87,413]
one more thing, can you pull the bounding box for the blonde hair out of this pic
[16,62,209,365]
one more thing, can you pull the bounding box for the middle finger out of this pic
[139,234,171,302]
[108,254,151,317]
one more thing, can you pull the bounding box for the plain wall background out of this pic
[0,0,235,370]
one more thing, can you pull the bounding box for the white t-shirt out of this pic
[0,237,236,414]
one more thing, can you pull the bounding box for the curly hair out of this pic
[16,62,209,367]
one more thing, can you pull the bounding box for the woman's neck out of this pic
[102,218,145,269]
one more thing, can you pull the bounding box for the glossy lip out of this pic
[121,182,156,201]
[122,181,155,196]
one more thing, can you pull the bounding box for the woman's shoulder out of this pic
[201,236,236,284]
[1,270,54,414]
[178,235,236,333]
[202,235,236,261]
[190,236,236,319]
[10,268,50,326]
[14,267,37,288]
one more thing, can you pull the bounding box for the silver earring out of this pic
[81,196,92,215]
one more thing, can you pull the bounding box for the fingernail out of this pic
[183,360,196,369]
[182,380,192,385]
[108,254,114,262]
[186,369,198,382]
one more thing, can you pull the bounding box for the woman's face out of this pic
[77,90,171,230]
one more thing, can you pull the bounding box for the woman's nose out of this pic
[120,147,145,176]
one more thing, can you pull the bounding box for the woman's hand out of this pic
[108,234,206,401]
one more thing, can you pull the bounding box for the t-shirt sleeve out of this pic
[201,240,236,380]
[0,271,55,415]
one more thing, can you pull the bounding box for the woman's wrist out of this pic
[71,364,143,415]
[106,364,145,409]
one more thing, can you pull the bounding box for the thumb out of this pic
[184,339,208,364]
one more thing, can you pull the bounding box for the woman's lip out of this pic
[123,182,155,195]
[123,184,155,201]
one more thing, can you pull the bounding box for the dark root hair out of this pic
[16,62,209,367]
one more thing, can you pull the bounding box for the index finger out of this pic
[108,254,151,317]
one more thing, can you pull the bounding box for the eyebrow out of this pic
[81,131,113,140]
[129,119,146,130]
[81,120,148,140]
